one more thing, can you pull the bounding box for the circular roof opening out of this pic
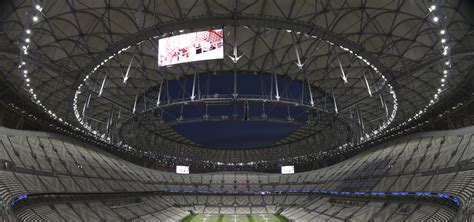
[173,120,299,149]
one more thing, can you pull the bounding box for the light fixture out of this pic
[35,4,43,11]
[26,29,31,34]
[32,16,38,22]
[440,29,445,35]
[441,38,446,43]
[433,16,439,22]
[25,38,30,43]
[430,5,436,11]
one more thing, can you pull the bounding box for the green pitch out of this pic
[183,214,287,222]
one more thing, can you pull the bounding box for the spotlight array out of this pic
[392,2,452,129]
[17,3,63,124]
[14,2,134,155]
[275,1,457,163]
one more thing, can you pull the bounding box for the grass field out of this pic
[183,214,288,222]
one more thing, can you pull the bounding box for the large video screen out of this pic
[281,165,295,174]
[176,165,190,174]
[158,29,224,67]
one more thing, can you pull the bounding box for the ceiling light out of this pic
[430,5,436,11]
[443,50,448,55]
[25,38,30,43]
[443,70,448,74]
[441,38,446,43]
[26,29,31,34]
[32,16,38,22]
[440,29,445,35]
[433,16,439,22]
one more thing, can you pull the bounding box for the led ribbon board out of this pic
[158,29,224,66]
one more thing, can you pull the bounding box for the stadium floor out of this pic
[183,214,288,222]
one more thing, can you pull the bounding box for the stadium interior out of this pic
[0,0,473,221]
